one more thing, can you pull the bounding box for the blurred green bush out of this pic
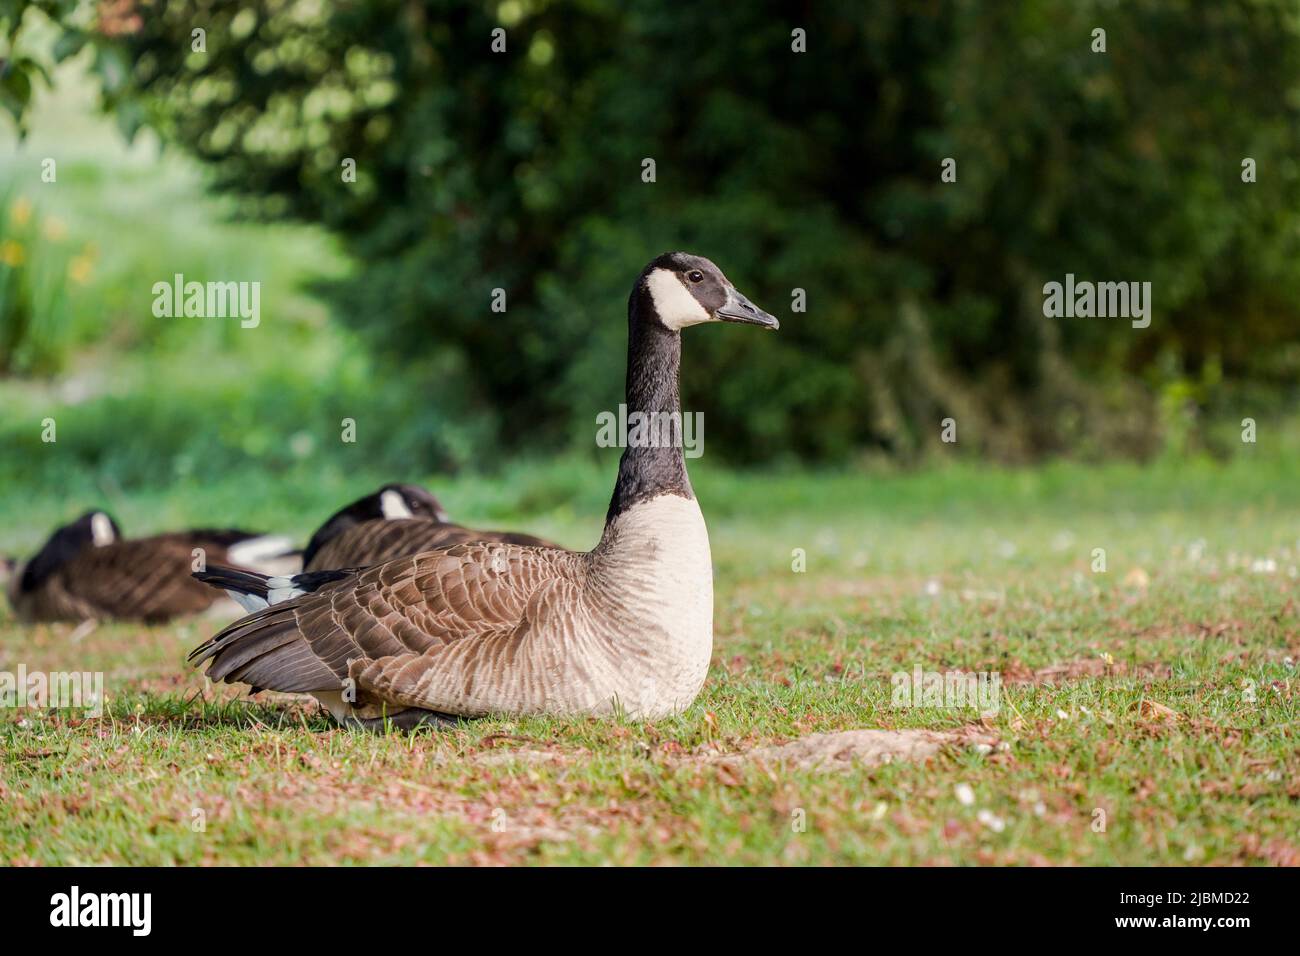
[4,0,1300,464]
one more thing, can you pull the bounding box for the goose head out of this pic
[374,483,449,522]
[303,483,449,567]
[641,252,778,332]
[19,510,121,593]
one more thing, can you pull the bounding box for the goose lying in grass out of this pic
[6,512,293,623]
[191,253,777,729]
[302,482,557,572]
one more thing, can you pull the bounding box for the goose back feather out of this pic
[305,517,556,571]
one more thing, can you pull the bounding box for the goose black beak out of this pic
[716,288,779,330]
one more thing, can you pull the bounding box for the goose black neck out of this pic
[20,527,90,593]
[605,285,694,522]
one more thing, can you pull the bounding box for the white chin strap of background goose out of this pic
[379,489,414,519]
[91,513,116,547]
[646,268,712,331]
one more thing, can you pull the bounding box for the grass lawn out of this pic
[2,455,1297,865]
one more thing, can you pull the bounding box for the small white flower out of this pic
[955,783,975,806]
[977,809,1006,832]
[289,431,315,458]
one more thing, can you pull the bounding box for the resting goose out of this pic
[302,483,557,572]
[5,511,292,623]
[190,253,778,729]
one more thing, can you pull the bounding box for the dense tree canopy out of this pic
[5,0,1300,463]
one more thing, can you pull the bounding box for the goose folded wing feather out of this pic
[62,538,217,621]
[348,572,584,716]
[306,517,559,572]
[196,542,579,708]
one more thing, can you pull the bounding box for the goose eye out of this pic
[687,270,704,283]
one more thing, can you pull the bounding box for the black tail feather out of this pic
[194,565,272,599]
[193,564,357,598]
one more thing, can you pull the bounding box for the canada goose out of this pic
[302,482,558,572]
[190,253,777,730]
[6,511,293,623]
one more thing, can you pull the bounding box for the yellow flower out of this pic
[68,255,93,284]
[0,240,25,267]
[43,217,67,241]
[10,197,32,226]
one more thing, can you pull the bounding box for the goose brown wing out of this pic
[193,541,587,698]
[10,570,96,622]
[348,574,582,715]
[59,538,219,621]
[490,530,560,548]
[307,519,501,570]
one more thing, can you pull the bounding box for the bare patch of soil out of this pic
[705,726,998,773]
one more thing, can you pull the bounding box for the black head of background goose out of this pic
[301,483,448,568]
[18,510,121,594]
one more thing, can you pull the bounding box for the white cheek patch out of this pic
[90,513,115,547]
[646,268,711,330]
[379,489,414,519]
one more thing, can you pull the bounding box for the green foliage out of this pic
[5,1,1300,462]
[0,72,502,488]
[0,192,84,374]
